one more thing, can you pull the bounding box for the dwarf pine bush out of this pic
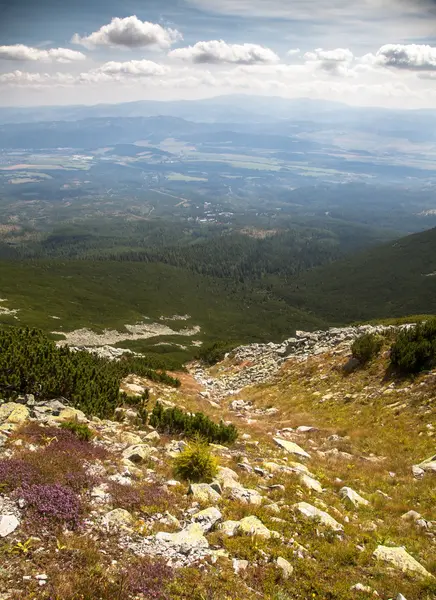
[173,438,218,483]
[351,333,383,364]
[148,402,238,444]
[390,319,436,374]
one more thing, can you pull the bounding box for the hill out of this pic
[274,226,436,324]
[0,322,434,600]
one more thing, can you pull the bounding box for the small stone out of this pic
[294,502,343,531]
[274,438,311,459]
[56,407,87,422]
[340,487,369,508]
[276,556,293,579]
[229,486,263,506]
[300,474,323,493]
[232,558,249,574]
[0,515,19,537]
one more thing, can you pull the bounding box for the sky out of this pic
[1,0,436,109]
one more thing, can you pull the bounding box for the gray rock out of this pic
[294,502,343,531]
[188,483,221,503]
[373,545,433,578]
[276,556,293,578]
[340,487,369,508]
[122,444,153,464]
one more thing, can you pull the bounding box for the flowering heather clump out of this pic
[0,458,41,492]
[17,483,82,529]
[108,482,170,514]
[125,556,174,599]
[17,423,108,462]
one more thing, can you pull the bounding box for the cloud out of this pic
[0,44,86,63]
[364,44,436,71]
[0,70,75,86]
[168,40,279,64]
[72,16,182,49]
[304,48,355,76]
[287,49,301,56]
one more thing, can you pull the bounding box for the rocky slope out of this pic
[0,325,435,600]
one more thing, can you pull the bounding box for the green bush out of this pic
[0,327,180,419]
[148,402,238,444]
[59,420,94,442]
[197,341,237,366]
[173,438,218,483]
[351,333,383,364]
[390,319,436,374]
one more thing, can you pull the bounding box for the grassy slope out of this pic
[0,260,326,344]
[274,226,436,324]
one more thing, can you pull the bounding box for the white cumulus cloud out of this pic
[304,47,355,76]
[72,16,182,49]
[364,44,436,71]
[168,40,280,64]
[0,44,86,62]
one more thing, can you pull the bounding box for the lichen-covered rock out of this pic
[102,508,133,529]
[238,515,277,539]
[192,507,222,532]
[229,486,263,505]
[156,523,209,553]
[274,438,311,459]
[294,502,343,531]
[56,407,87,422]
[218,520,240,537]
[119,431,143,446]
[0,403,29,425]
[145,430,160,443]
[373,545,433,578]
[340,486,369,508]
[215,466,240,489]
[122,444,153,464]
[188,483,221,504]
[300,474,323,493]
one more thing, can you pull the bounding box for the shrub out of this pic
[197,341,237,366]
[0,327,180,419]
[59,420,93,442]
[0,459,41,492]
[390,319,436,374]
[173,438,218,483]
[124,556,174,599]
[16,483,82,529]
[351,333,383,364]
[108,482,170,514]
[149,402,238,444]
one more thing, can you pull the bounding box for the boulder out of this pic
[229,486,263,506]
[276,556,293,579]
[238,515,276,539]
[340,487,369,508]
[274,438,311,459]
[102,508,133,530]
[191,507,222,532]
[218,520,240,536]
[294,502,343,531]
[119,431,143,446]
[145,430,161,443]
[188,483,221,504]
[0,515,19,538]
[156,523,209,553]
[373,545,433,578]
[0,403,29,425]
[56,407,87,422]
[215,466,241,489]
[300,474,323,493]
[122,444,153,464]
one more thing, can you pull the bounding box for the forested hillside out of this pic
[279,226,436,323]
